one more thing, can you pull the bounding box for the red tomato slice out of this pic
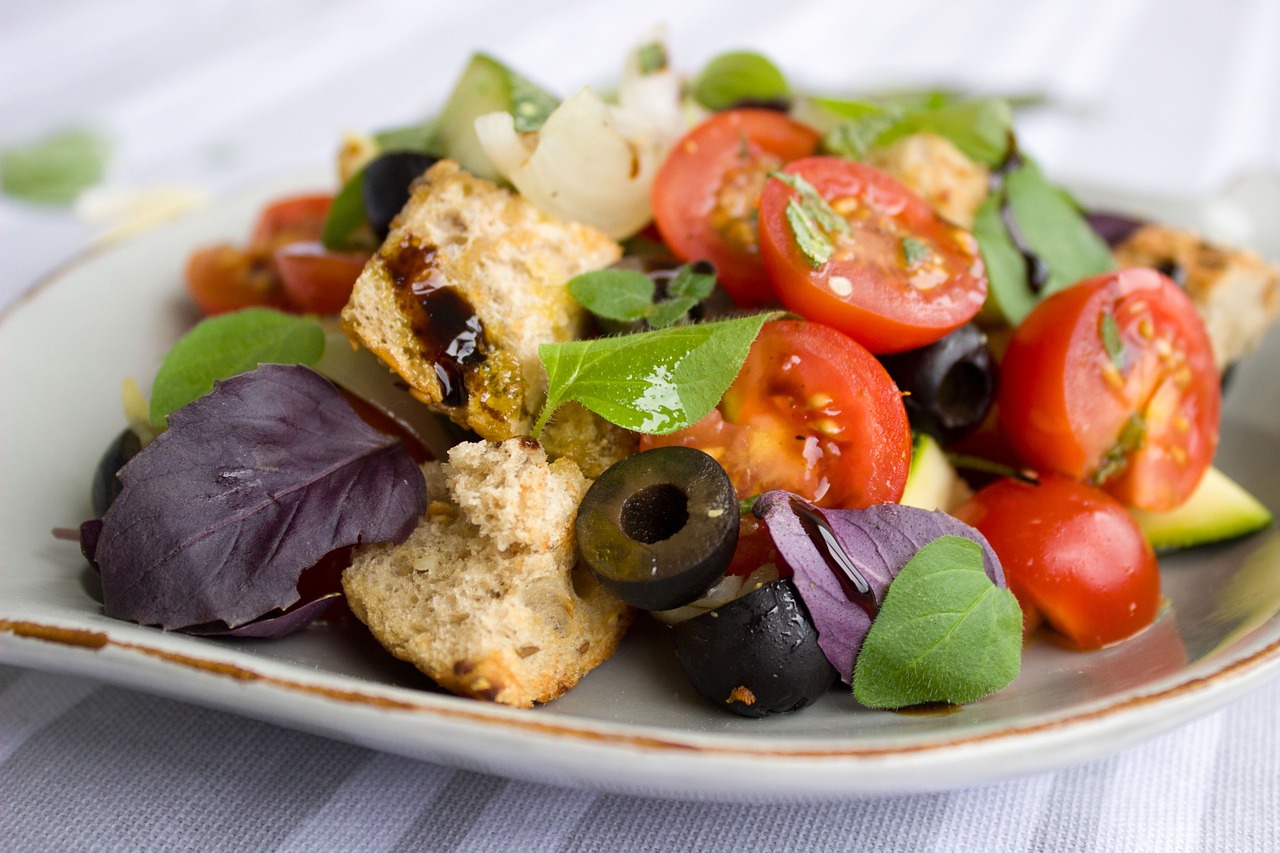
[249,193,333,248]
[758,157,988,353]
[998,268,1220,511]
[275,242,367,315]
[184,244,291,316]
[954,473,1161,650]
[652,109,820,307]
[641,320,911,510]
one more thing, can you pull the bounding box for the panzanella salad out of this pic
[77,30,1278,714]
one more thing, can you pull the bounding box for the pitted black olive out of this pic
[576,446,739,611]
[879,323,997,444]
[671,578,837,717]
[91,427,142,517]
[362,152,440,239]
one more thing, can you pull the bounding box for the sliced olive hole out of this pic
[936,360,992,428]
[619,483,689,544]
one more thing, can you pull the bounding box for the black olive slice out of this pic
[91,427,143,517]
[671,578,837,717]
[362,151,440,240]
[576,446,739,611]
[879,323,997,444]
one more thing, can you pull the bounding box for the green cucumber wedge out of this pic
[432,53,558,180]
[900,433,971,512]
[1130,466,1273,552]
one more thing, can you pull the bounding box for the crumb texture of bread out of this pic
[342,438,631,708]
[1112,224,1280,370]
[864,133,989,229]
[341,160,622,440]
[539,401,639,479]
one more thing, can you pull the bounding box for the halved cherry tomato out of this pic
[249,193,334,247]
[651,109,820,307]
[954,473,1161,650]
[758,157,987,353]
[275,242,366,315]
[998,268,1219,511]
[641,320,911,510]
[184,193,370,316]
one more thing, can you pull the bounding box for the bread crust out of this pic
[342,439,631,708]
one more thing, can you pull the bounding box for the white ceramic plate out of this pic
[2,178,1278,800]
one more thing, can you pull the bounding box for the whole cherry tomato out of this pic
[954,472,1161,649]
[998,268,1220,511]
[652,109,820,307]
[757,156,988,353]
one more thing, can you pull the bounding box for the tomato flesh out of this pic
[641,320,911,510]
[954,473,1161,649]
[758,156,988,353]
[998,268,1220,511]
[652,109,820,307]
[275,242,366,315]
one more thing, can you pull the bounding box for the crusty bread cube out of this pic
[341,160,622,440]
[342,438,631,708]
[1112,224,1280,370]
[865,132,990,229]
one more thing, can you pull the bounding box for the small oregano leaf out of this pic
[773,172,848,268]
[535,312,780,435]
[567,269,656,322]
[853,535,1022,709]
[149,308,326,424]
[690,50,790,110]
[1099,309,1128,371]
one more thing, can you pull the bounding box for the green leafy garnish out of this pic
[534,312,779,436]
[974,156,1116,326]
[1092,414,1147,486]
[567,263,716,329]
[1099,310,1128,371]
[1,128,110,204]
[149,309,326,424]
[690,51,790,110]
[322,166,373,252]
[771,172,848,268]
[902,236,931,267]
[506,69,560,132]
[853,536,1022,709]
[816,96,1012,166]
[635,41,669,75]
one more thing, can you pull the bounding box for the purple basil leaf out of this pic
[753,492,1004,682]
[94,364,426,631]
[1085,211,1146,248]
[186,593,342,638]
[79,519,103,570]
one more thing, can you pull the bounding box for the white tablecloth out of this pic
[2,1,1278,850]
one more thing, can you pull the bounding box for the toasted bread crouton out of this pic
[342,438,631,708]
[1112,224,1280,370]
[539,401,639,479]
[865,132,990,229]
[341,160,622,440]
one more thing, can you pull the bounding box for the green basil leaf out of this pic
[853,535,1022,709]
[567,269,655,322]
[372,120,442,154]
[1,128,110,205]
[874,98,1013,166]
[820,109,899,160]
[149,309,326,424]
[690,50,790,110]
[322,166,371,252]
[534,312,779,436]
[972,189,1035,326]
[1003,158,1115,296]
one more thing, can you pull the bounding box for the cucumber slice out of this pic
[1130,466,1273,552]
[433,53,558,180]
[900,433,971,512]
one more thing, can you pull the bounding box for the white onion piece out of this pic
[650,562,782,625]
[476,87,665,240]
